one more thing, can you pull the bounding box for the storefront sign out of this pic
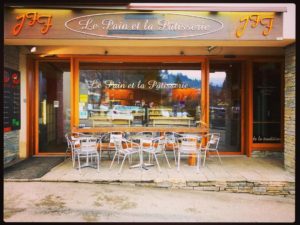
[4,68,21,132]
[253,136,281,143]
[12,12,52,35]
[65,13,223,39]
[4,10,283,40]
[86,79,188,89]
[235,14,274,38]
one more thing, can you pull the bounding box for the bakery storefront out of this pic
[4,4,295,162]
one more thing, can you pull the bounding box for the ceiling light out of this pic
[30,46,37,53]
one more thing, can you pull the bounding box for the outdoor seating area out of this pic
[31,130,294,197]
[36,153,294,198]
[65,131,218,174]
[59,131,294,198]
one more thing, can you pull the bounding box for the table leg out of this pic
[130,149,154,170]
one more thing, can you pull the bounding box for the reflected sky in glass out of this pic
[164,70,201,80]
[209,71,226,87]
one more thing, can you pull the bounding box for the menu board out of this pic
[4,68,21,132]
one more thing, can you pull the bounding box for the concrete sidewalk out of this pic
[5,155,294,197]
[4,181,295,222]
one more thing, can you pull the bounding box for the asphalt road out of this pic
[3,181,295,222]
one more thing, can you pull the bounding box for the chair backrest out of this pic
[140,136,164,152]
[65,133,71,148]
[113,138,128,151]
[154,137,166,152]
[179,136,198,149]
[70,135,81,149]
[207,133,220,150]
[164,132,175,143]
[137,132,154,138]
[80,137,98,151]
[109,132,124,143]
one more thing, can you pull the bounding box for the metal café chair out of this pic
[66,134,82,168]
[141,136,171,172]
[99,131,124,160]
[65,133,80,168]
[65,135,85,168]
[64,133,72,161]
[164,132,182,165]
[75,136,100,173]
[128,132,152,160]
[66,133,95,167]
[109,137,140,174]
[201,133,222,167]
[177,135,202,173]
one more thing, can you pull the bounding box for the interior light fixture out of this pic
[30,46,37,53]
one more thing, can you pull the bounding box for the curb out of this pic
[4,178,295,198]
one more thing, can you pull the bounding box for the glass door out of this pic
[37,61,71,153]
[209,62,242,152]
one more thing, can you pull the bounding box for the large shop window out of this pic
[79,62,201,128]
[253,62,282,144]
[209,62,242,152]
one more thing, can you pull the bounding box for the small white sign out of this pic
[80,110,88,119]
[54,100,59,108]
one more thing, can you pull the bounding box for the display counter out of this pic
[150,116,195,127]
[72,126,208,134]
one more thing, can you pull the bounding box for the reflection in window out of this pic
[209,63,241,152]
[79,63,201,128]
[253,63,281,143]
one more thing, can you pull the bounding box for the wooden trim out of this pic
[252,144,283,149]
[34,153,66,156]
[126,5,287,12]
[74,58,80,128]
[73,127,208,133]
[70,57,75,128]
[246,60,253,157]
[281,62,285,147]
[240,61,246,155]
[203,58,209,129]
[63,55,206,63]
[34,61,39,155]
[32,54,284,62]
[26,56,35,157]
[207,55,284,61]
[208,152,243,155]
